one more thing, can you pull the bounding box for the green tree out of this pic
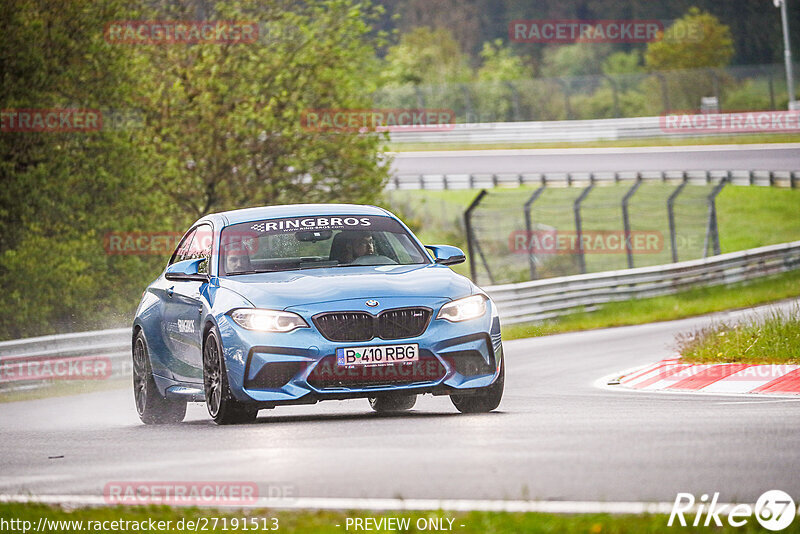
[382,27,472,86]
[0,0,392,339]
[0,0,168,339]
[645,7,735,70]
[602,50,643,76]
[133,0,390,220]
[644,8,735,111]
[477,39,533,82]
[540,40,613,78]
[475,39,533,121]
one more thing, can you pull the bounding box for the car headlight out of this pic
[229,309,309,332]
[437,295,488,322]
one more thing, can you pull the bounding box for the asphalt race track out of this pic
[391,144,800,175]
[1,299,798,505]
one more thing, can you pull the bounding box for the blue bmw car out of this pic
[132,204,504,424]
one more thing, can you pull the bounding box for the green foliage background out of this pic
[0,1,795,340]
[0,0,390,339]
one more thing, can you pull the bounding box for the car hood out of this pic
[216,264,474,309]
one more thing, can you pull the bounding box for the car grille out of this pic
[313,307,432,342]
[307,352,446,389]
[314,312,374,342]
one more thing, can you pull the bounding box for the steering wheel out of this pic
[351,254,398,266]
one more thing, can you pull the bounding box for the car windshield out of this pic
[219,215,430,275]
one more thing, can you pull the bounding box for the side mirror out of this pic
[165,258,209,282]
[425,245,466,266]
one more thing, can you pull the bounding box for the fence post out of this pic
[414,86,425,108]
[703,174,728,258]
[622,175,642,269]
[556,78,573,120]
[464,189,489,283]
[461,83,474,119]
[761,66,776,109]
[667,174,688,263]
[709,69,721,111]
[574,184,595,274]
[523,186,547,280]
[654,73,671,113]
[603,74,621,118]
[505,81,522,121]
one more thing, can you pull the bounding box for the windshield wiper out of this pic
[297,263,340,270]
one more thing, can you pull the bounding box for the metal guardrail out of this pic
[388,169,800,191]
[485,240,800,325]
[1,241,798,389]
[388,114,800,145]
[0,328,131,390]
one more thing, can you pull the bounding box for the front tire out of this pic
[368,394,417,413]
[203,329,257,425]
[450,359,504,414]
[132,332,186,424]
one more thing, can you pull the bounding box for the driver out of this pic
[343,232,375,263]
[225,253,250,273]
[223,243,253,273]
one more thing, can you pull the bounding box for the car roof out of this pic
[202,204,393,227]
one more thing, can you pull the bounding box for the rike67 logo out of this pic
[669,490,796,531]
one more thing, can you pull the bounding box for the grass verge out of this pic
[0,503,792,534]
[501,270,800,341]
[677,308,800,365]
[389,133,800,152]
[382,186,800,283]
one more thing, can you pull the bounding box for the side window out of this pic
[169,229,197,266]
[191,225,213,274]
[168,225,213,274]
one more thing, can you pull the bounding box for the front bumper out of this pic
[216,297,504,406]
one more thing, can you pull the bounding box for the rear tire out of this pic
[451,359,504,414]
[203,329,258,425]
[368,394,417,413]
[132,332,186,424]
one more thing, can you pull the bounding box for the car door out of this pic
[162,224,212,382]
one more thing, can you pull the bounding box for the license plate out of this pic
[336,344,419,367]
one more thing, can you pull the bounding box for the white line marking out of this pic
[392,143,800,158]
[593,372,800,399]
[0,494,764,515]
[714,399,800,405]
